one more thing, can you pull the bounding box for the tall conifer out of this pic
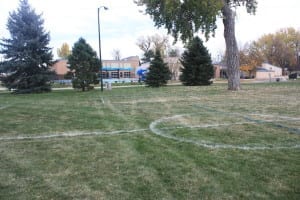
[145,50,170,87]
[68,38,99,91]
[180,37,214,86]
[0,0,53,93]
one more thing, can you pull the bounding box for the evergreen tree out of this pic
[68,38,99,91]
[136,0,257,90]
[145,50,170,87]
[141,49,154,63]
[180,37,214,86]
[0,0,54,93]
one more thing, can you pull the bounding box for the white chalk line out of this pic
[1,111,299,149]
[0,129,148,141]
[101,97,105,104]
[158,113,300,130]
[0,105,10,110]
[149,115,300,150]
[248,113,300,121]
[162,120,299,130]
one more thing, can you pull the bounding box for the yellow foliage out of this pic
[240,65,252,72]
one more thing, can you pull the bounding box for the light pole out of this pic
[98,6,108,92]
[297,41,300,70]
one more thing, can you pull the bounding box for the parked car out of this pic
[288,73,298,79]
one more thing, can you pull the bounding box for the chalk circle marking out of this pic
[149,114,300,150]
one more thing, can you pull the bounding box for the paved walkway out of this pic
[0,79,291,92]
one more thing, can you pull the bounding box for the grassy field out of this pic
[0,81,299,199]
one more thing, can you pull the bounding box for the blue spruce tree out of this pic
[0,0,54,93]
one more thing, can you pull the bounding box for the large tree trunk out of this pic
[222,3,241,91]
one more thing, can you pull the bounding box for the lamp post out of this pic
[295,41,300,71]
[98,6,108,92]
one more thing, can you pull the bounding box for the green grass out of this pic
[0,81,299,199]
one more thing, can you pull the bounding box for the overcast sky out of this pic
[1,0,300,61]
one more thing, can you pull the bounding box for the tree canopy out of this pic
[136,0,257,90]
[254,28,300,70]
[238,27,300,72]
[57,43,71,59]
[136,34,169,63]
[0,0,53,93]
[136,0,256,42]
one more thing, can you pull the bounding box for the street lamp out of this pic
[98,6,108,92]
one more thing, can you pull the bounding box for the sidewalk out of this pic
[0,79,291,92]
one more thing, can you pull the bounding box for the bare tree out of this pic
[151,34,169,56]
[168,48,181,57]
[112,49,121,60]
[136,34,170,63]
[136,36,152,52]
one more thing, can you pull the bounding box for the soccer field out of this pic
[0,82,299,199]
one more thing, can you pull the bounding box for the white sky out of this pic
[0,0,300,61]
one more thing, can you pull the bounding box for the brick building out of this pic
[51,59,69,80]
[51,56,140,82]
[102,56,140,80]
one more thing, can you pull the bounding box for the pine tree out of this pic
[145,50,170,87]
[0,0,54,93]
[68,38,99,91]
[180,37,214,86]
[142,49,154,63]
[137,0,257,90]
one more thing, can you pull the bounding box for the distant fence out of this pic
[52,79,72,84]
[103,78,139,83]
[53,78,140,84]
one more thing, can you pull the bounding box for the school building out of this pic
[102,56,140,81]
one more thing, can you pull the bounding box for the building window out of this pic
[124,72,131,78]
[111,72,119,78]
[102,72,109,78]
[120,72,123,78]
